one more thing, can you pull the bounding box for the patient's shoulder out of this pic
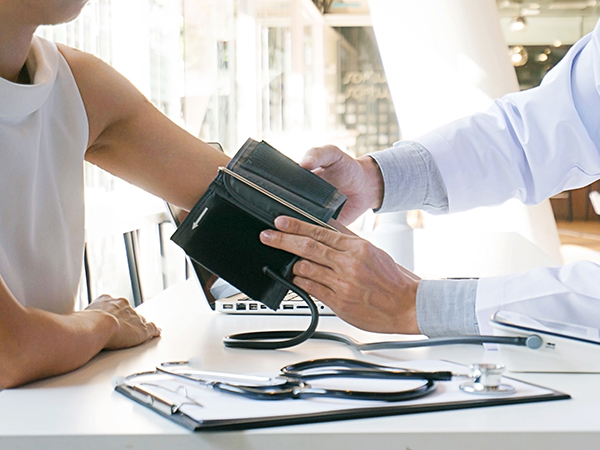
[55,44,150,145]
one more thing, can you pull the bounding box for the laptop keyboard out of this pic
[223,291,311,312]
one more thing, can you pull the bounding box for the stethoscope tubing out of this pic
[223,267,543,352]
[281,358,455,381]
[154,357,444,402]
[210,375,437,402]
[223,266,543,352]
[225,330,544,351]
[224,267,320,350]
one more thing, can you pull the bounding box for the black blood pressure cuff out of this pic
[170,138,347,310]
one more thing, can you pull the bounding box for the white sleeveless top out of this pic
[0,36,88,314]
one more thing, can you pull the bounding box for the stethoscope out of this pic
[223,267,544,352]
[155,358,437,402]
[113,358,516,419]
[145,357,515,401]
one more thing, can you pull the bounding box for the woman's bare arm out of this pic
[0,277,159,389]
[58,44,230,211]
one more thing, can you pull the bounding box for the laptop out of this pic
[165,143,335,316]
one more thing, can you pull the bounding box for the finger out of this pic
[92,294,112,303]
[272,216,349,250]
[292,276,337,304]
[293,259,339,290]
[300,145,344,170]
[146,321,161,338]
[261,229,340,269]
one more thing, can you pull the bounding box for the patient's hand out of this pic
[85,295,160,349]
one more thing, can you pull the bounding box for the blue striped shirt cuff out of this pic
[416,279,480,337]
[368,141,449,214]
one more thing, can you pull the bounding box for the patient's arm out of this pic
[0,275,159,389]
[57,45,230,211]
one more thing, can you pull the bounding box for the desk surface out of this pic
[1,278,599,450]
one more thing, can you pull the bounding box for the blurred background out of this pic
[37,0,600,306]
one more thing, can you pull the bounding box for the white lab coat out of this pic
[416,20,600,334]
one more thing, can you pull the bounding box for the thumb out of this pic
[328,218,357,236]
[300,145,346,170]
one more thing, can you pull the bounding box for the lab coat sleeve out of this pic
[476,261,600,335]
[416,24,600,213]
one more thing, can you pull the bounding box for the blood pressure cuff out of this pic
[170,138,347,310]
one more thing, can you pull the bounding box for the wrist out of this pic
[78,309,119,349]
[402,278,421,335]
[357,155,384,210]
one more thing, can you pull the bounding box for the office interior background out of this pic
[36,0,600,308]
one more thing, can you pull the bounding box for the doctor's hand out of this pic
[260,216,421,335]
[85,295,161,350]
[300,145,384,225]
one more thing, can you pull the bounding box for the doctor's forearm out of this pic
[366,143,481,336]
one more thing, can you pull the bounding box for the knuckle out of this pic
[344,260,362,279]
[271,232,285,246]
[336,279,353,296]
[310,226,330,242]
[327,248,345,265]
[115,297,130,307]
[298,237,318,256]
[356,239,372,255]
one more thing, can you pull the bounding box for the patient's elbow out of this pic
[0,355,29,389]
[0,345,33,389]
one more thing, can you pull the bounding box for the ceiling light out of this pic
[536,53,549,62]
[553,40,563,47]
[510,16,527,31]
[509,46,529,67]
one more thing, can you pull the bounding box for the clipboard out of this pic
[114,360,570,431]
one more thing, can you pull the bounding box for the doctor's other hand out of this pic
[260,216,421,335]
[85,295,161,350]
[300,145,384,225]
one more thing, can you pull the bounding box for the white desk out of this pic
[1,278,599,450]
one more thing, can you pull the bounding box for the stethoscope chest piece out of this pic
[459,363,515,396]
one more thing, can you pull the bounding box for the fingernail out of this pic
[260,230,274,241]
[274,216,289,229]
[301,155,316,166]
